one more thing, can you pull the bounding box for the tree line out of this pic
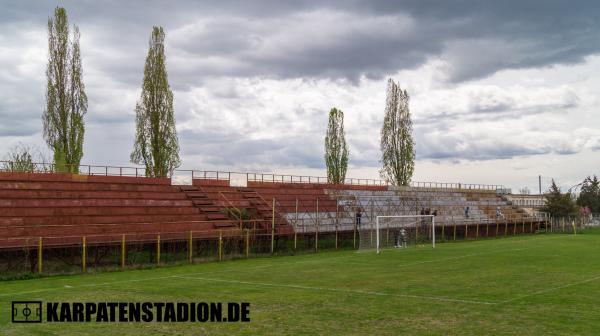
[539,176,600,218]
[4,7,416,185]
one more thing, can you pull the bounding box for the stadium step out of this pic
[192,199,213,206]
[179,185,232,222]
[0,199,194,207]
[213,221,238,228]
[0,214,207,227]
[0,206,202,217]
[204,211,227,221]
[0,190,187,200]
[200,206,221,212]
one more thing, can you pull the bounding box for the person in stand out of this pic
[496,206,504,219]
[465,206,470,219]
[355,208,362,229]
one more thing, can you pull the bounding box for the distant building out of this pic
[505,194,546,215]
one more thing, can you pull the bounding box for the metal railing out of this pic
[246,172,387,186]
[0,160,504,191]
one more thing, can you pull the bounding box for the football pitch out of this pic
[1,232,599,335]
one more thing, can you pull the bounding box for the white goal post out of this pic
[374,215,435,254]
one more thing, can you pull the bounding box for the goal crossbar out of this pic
[376,215,435,254]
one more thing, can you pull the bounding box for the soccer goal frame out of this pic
[375,215,435,254]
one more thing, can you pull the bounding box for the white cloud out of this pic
[1,2,600,192]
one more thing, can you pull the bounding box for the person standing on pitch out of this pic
[398,228,407,248]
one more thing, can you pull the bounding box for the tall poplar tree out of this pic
[379,79,415,186]
[324,107,348,184]
[131,26,181,177]
[43,7,87,173]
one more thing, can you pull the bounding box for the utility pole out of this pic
[538,175,542,195]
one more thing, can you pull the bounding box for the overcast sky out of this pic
[1,1,600,192]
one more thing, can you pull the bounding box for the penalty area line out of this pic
[501,274,600,304]
[174,275,498,306]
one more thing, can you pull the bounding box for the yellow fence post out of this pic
[476,223,479,240]
[441,222,445,241]
[121,234,126,270]
[496,219,499,237]
[335,200,338,250]
[188,231,193,264]
[315,197,319,252]
[82,236,87,273]
[156,234,161,265]
[294,199,298,251]
[121,235,126,270]
[530,220,533,234]
[245,229,250,258]
[453,224,456,241]
[415,223,419,242]
[353,217,357,249]
[38,237,42,274]
[218,230,223,261]
[465,224,468,240]
[271,198,275,254]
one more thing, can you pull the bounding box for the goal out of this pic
[358,215,436,253]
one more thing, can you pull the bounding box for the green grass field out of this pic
[1,233,600,335]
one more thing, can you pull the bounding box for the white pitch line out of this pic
[500,274,600,304]
[342,246,539,269]
[0,234,574,299]
[0,255,353,298]
[1,240,547,297]
[174,275,498,305]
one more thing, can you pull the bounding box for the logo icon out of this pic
[12,301,42,323]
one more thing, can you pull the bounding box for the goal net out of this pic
[358,215,436,253]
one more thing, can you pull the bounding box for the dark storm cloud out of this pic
[179,129,323,168]
[3,1,599,85]
[1,1,599,169]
